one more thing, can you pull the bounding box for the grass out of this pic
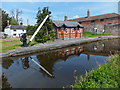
[0,37,39,53]
[0,32,112,53]
[72,54,120,88]
[83,32,111,37]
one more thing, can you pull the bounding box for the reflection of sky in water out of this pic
[2,54,108,88]
[2,39,120,88]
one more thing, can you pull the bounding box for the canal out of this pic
[2,39,120,88]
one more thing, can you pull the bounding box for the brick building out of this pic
[68,10,119,34]
[53,20,84,39]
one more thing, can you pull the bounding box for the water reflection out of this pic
[21,57,29,69]
[2,39,120,88]
[2,73,12,89]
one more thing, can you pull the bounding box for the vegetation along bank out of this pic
[72,54,120,88]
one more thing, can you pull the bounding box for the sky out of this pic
[0,1,119,25]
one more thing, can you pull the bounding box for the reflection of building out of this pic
[83,39,120,56]
[2,39,120,79]
[36,46,84,77]
[59,46,84,57]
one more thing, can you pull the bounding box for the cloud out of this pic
[22,9,37,13]
[73,15,80,18]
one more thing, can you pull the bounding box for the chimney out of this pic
[87,9,90,18]
[20,22,23,26]
[64,16,67,21]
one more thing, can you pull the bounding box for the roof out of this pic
[68,13,119,22]
[5,25,26,30]
[52,20,83,28]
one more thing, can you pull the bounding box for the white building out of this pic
[4,25,27,37]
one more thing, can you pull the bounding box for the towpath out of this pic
[1,36,120,58]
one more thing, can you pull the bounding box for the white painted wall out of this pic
[4,28,26,37]
[4,28,12,37]
[11,29,26,37]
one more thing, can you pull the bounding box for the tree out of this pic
[1,9,19,32]
[2,10,10,31]
[10,9,22,23]
[35,7,54,43]
[9,18,19,25]
[26,25,37,35]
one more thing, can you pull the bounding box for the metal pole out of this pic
[29,57,53,77]
[28,15,49,45]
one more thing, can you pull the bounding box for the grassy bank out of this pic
[83,32,111,37]
[72,54,120,88]
[0,38,39,53]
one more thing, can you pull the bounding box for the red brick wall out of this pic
[81,17,119,28]
[54,27,84,39]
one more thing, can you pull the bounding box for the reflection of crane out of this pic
[29,57,54,78]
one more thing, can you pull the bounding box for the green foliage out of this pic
[9,18,19,25]
[72,54,120,88]
[1,9,19,31]
[2,9,11,31]
[35,7,54,43]
[83,32,111,37]
[26,25,37,35]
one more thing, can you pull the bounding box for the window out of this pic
[100,19,104,22]
[107,23,112,25]
[91,20,95,23]
[78,28,80,33]
[13,34,16,36]
[72,28,74,33]
[22,30,24,32]
[109,18,115,21]
[60,27,64,30]
[65,28,68,34]
[79,22,82,24]
[13,29,16,31]
[93,28,97,33]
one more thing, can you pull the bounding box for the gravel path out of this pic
[1,36,120,58]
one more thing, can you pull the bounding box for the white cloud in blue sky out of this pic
[1,2,118,25]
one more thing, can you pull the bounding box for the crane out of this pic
[20,12,51,47]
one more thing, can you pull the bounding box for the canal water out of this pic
[2,39,120,88]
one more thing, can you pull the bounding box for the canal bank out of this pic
[1,36,120,58]
[2,38,120,88]
[72,54,120,88]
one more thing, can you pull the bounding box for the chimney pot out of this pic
[87,9,90,18]
[64,16,67,21]
[20,22,23,26]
